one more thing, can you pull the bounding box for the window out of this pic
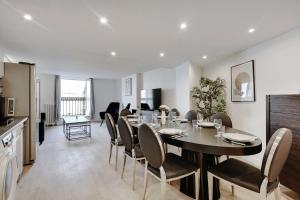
[60,79,91,116]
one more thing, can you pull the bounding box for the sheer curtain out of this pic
[54,75,61,122]
[86,78,95,118]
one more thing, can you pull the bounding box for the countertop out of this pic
[0,117,28,138]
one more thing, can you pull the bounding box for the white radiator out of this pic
[44,104,55,126]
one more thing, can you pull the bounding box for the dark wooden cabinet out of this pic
[266,95,300,193]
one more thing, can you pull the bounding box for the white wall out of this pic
[175,63,190,115]
[203,27,300,165]
[142,68,176,109]
[38,73,55,113]
[93,79,120,119]
[139,63,202,115]
[175,62,203,115]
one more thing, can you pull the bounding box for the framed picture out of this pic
[125,78,132,96]
[231,60,255,102]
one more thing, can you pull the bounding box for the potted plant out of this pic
[191,77,226,120]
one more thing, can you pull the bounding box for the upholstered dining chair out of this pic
[211,112,232,128]
[139,124,200,200]
[170,108,180,116]
[208,128,293,200]
[105,113,123,170]
[118,117,145,190]
[125,103,131,110]
[211,112,234,193]
[185,110,198,122]
[120,108,132,117]
[100,102,120,126]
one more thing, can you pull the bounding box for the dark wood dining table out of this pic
[130,117,262,200]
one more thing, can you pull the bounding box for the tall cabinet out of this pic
[3,63,37,164]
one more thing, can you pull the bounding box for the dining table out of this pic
[129,115,262,200]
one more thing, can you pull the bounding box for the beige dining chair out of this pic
[208,128,293,200]
[118,117,145,190]
[105,113,123,170]
[139,123,200,200]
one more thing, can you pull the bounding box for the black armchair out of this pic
[100,102,120,126]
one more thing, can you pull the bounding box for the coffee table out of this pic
[63,116,91,141]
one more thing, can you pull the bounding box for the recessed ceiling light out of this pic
[202,55,208,59]
[180,23,187,30]
[160,52,165,57]
[100,17,108,24]
[23,14,33,21]
[248,28,255,33]
[111,51,116,56]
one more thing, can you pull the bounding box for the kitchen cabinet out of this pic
[0,61,4,77]
[12,123,24,179]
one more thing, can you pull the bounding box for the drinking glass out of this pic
[214,119,222,137]
[192,120,198,127]
[197,113,203,125]
[175,119,181,128]
[152,113,158,124]
[169,111,176,121]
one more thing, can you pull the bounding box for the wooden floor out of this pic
[16,123,299,200]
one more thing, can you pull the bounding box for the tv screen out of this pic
[140,88,161,110]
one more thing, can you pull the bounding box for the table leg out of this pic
[180,149,200,198]
[199,153,221,200]
[199,153,209,200]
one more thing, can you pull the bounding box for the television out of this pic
[140,88,161,111]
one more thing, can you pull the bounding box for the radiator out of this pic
[44,104,55,126]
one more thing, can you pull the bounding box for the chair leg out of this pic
[274,186,281,200]
[100,119,104,126]
[132,158,136,190]
[160,180,167,200]
[108,143,113,164]
[121,154,127,178]
[115,145,118,171]
[231,185,235,196]
[164,143,168,153]
[195,170,200,200]
[143,162,149,200]
[208,174,214,200]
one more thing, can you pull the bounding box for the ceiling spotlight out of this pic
[180,23,187,30]
[248,28,255,33]
[23,14,33,21]
[202,55,208,59]
[160,52,165,57]
[111,51,116,56]
[100,17,108,24]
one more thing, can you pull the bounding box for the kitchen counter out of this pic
[0,117,28,138]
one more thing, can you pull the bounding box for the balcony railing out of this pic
[61,97,86,116]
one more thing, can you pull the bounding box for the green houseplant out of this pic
[191,77,226,120]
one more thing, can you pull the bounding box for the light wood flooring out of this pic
[16,123,300,200]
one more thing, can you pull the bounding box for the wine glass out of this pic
[213,119,222,137]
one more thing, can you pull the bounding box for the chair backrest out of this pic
[185,110,197,121]
[261,128,293,182]
[120,108,132,117]
[170,108,180,116]
[138,124,165,168]
[105,113,118,141]
[118,117,134,152]
[211,112,232,128]
[106,102,120,114]
[125,103,131,110]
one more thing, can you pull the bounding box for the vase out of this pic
[161,110,166,125]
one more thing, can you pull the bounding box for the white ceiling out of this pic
[0,0,300,79]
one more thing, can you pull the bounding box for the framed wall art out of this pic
[125,77,132,96]
[231,60,255,102]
